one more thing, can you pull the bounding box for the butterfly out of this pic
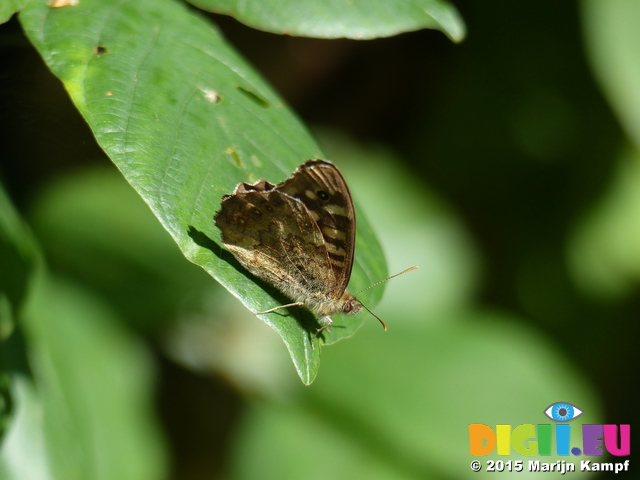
[214,159,416,347]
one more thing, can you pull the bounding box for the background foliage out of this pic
[1,0,637,479]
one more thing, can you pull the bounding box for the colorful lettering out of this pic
[469,423,631,457]
[604,424,630,456]
[469,424,495,455]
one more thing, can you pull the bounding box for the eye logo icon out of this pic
[544,402,583,422]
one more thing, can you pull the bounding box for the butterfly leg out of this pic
[311,316,333,350]
[255,302,305,315]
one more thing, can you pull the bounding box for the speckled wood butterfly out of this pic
[214,159,417,347]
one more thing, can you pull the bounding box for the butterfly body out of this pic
[214,160,363,336]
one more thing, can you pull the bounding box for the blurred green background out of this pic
[1,0,638,479]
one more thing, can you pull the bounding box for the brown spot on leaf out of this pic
[49,0,79,7]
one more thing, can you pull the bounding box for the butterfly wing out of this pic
[276,160,356,298]
[214,184,339,307]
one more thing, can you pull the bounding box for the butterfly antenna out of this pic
[359,301,388,331]
[356,266,419,296]
[355,266,418,332]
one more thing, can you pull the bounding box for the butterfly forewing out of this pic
[277,160,356,298]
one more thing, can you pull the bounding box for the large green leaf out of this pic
[0,180,165,479]
[1,277,167,480]
[0,181,41,441]
[19,0,386,384]
[0,0,26,24]
[191,0,466,42]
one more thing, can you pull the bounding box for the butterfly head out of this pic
[340,293,363,316]
[338,291,387,331]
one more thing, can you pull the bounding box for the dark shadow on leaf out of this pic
[187,225,226,261]
[236,86,269,107]
[187,225,324,339]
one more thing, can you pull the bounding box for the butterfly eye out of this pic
[316,190,330,201]
[543,402,583,422]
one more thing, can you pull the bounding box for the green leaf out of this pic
[583,0,640,148]
[231,402,408,480]
[0,378,50,480]
[9,277,167,480]
[0,181,165,479]
[0,181,40,333]
[568,147,640,299]
[0,180,41,441]
[191,0,466,42]
[0,0,26,24]
[19,0,387,384]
